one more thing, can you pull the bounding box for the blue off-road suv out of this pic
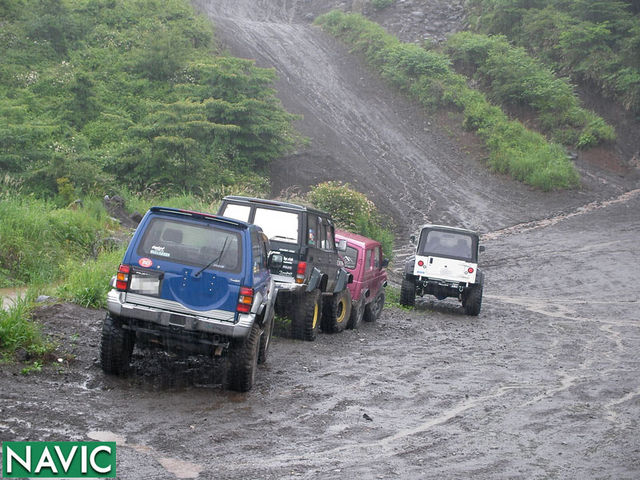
[101,207,282,392]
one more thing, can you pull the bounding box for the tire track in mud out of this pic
[482,188,640,241]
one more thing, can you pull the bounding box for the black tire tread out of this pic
[227,322,261,392]
[258,309,273,365]
[400,277,416,307]
[100,314,135,375]
[364,291,385,322]
[322,289,352,333]
[291,289,321,341]
[347,297,364,330]
[464,286,483,316]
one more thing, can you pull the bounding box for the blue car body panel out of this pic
[107,207,275,341]
[121,208,254,319]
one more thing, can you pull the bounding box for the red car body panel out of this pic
[335,229,387,306]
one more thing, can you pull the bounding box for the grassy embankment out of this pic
[466,0,640,117]
[315,11,587,191]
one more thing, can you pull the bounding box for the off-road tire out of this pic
[100,314,135,375]
[258,308,274,365]
[347,297,365,329]
[364,291,385,322]
[400,277,416,307]
[227,322,261,392]
[291,289,321,341]
[322,289,352,333]
[463,286,483,316]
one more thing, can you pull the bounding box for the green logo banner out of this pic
[2,441,116,478]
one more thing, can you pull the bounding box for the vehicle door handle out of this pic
[429,258,433,264]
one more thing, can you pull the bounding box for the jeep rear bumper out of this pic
[412,276,472,301]
[106,289,254,339]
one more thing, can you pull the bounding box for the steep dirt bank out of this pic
[192,0,638,240]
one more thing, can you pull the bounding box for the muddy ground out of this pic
[2,192,639,479]
[2,1,640,479]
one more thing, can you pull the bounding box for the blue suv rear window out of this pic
[138,217,243,273]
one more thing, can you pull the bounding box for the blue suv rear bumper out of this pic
[107,289,255,339]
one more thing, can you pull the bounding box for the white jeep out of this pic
[400,225,485,315]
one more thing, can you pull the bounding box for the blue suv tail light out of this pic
[116,264,130,291]
[237,287,254,313]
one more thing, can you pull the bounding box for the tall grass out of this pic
[0,196,115,287]
[445,32,615,148]
[56,247,126,309]
[0,292,54,362]
[315,11,580,191]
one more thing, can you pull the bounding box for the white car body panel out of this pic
[413,255,477,284]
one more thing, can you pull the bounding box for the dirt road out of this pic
[2,190,639,479]
[2,1,639,478]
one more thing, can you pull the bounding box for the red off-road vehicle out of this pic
[335,230,388,328]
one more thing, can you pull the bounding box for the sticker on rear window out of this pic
[139,257,153,268]
[150,245,170,257]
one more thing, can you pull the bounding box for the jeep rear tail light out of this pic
[418,260,425,267]
[237,287,254,313]
[296,261,307,284]
[467,267,474,274]
[116,264,131,291]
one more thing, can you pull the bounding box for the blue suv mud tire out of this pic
[100,314,135,375]
[258,309,274,365]
[227,322,261,392]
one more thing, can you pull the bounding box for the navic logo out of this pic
[2,442,116,478]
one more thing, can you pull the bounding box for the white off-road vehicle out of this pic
[400,225,485,315]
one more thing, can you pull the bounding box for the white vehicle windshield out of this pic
[253,208,300,244]
[418,230,474,261]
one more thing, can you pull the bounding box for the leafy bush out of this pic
[315,11,580,190]
[307,181,395,259]
[445,31,615,147]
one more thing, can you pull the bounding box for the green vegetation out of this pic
[0,293,55,363]
[371,0,395,10]
[0,0,300,360]
[0,0,300,199]
[0,194,117,287]
[56,247,125,308]
[307,181,395,259]
[315,11,580,190]
[467,0,640,116]
[445,32,615,148]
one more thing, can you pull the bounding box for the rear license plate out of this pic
[129,274,160,295]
